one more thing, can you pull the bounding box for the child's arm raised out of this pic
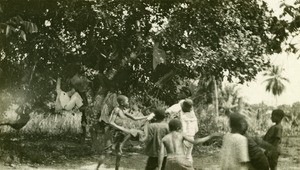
[183,132,223,145]
[109,109,132,134]
[124,111,154,121]
[139,121,150,142]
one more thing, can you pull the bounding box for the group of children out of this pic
[55,78,284,170]
[104,91,284,170]
[221,109,284,170]
[103,89,220,170]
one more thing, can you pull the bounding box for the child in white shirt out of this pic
[179,99,199,163]
[221,113,250,170]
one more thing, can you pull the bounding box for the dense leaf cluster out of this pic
[0,0,285,105]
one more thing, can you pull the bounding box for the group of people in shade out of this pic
[55,78,284,170]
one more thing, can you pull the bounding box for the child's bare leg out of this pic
[119,134,131,154]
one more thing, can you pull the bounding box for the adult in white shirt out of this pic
[55,78,84,111]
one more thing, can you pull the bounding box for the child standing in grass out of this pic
[179,99,198,163]
[220,113,250,170]
[263,109,284,170]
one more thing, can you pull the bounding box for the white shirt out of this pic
[221,133,249,170]
[166,100,196,119]
[181,111,198,137]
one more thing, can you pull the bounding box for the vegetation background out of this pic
[0,0,300,169]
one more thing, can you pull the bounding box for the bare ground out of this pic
[0,135,299,170]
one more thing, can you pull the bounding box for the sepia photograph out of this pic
[0,0,299,169]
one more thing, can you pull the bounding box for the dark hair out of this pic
[272,109,285,120]
[229,113,245,131]
[154,109,166,121]
[181,99,193,112]
[180,87,192,97]
[240,118,248,135]
[169,119,182,131]
[117,95,128,105]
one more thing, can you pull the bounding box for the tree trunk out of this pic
[90,93,108,153]
[213,76,219,116]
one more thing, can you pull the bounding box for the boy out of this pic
[140,109,169,170]
[166,87,195,120]
[158,119,219,170]
[263,109,284,170]
[179,99,198,163]
[220,113,250,170]
[240,118,270,170]
[109,95,153,154]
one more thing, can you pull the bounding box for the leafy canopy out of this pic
[0,0,284,105]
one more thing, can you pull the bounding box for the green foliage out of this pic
[0,0,280,108]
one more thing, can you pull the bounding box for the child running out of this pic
[263,109,284,170]
[220,113,250,170]
[179,99,198,163]
[158,119,220,170]
[109,95,154,154]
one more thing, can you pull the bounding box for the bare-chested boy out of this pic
[158,119,220,170]
[109,95,154,154]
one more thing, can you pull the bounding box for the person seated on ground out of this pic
[109,95,155,154]
[140,109,169,170]
[55,78,84,112]
[158,119,220,170]
[179,99,199,163]
[240,117,270,170]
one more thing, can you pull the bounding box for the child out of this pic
[158,119,219,170]
[166,87,195,120]
[140,109,169,170]
[55,78,84,111]
[240,118,270,170]
[109,95,153,154]
[179,99,198,163]
[263,109,284,170]
[220,113,250,170]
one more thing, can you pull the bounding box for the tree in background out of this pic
[0,0,297,152]
[263,65,290,106]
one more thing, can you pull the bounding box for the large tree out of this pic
[0,0,281,104]
[0,0,291,154]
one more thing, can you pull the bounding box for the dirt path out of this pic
[0,136,299,170]
[0,151,299,170]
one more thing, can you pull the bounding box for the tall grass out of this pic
[0,104,82,135]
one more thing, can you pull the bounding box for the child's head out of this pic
[154,109,166,121]
[271,109,285,124]
[168,119,182,132]
[117,95,129,108]
[181,99,193,112]
[240,118,248,135]
[229,113,246,134]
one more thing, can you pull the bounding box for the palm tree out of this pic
[263,65,289,106]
